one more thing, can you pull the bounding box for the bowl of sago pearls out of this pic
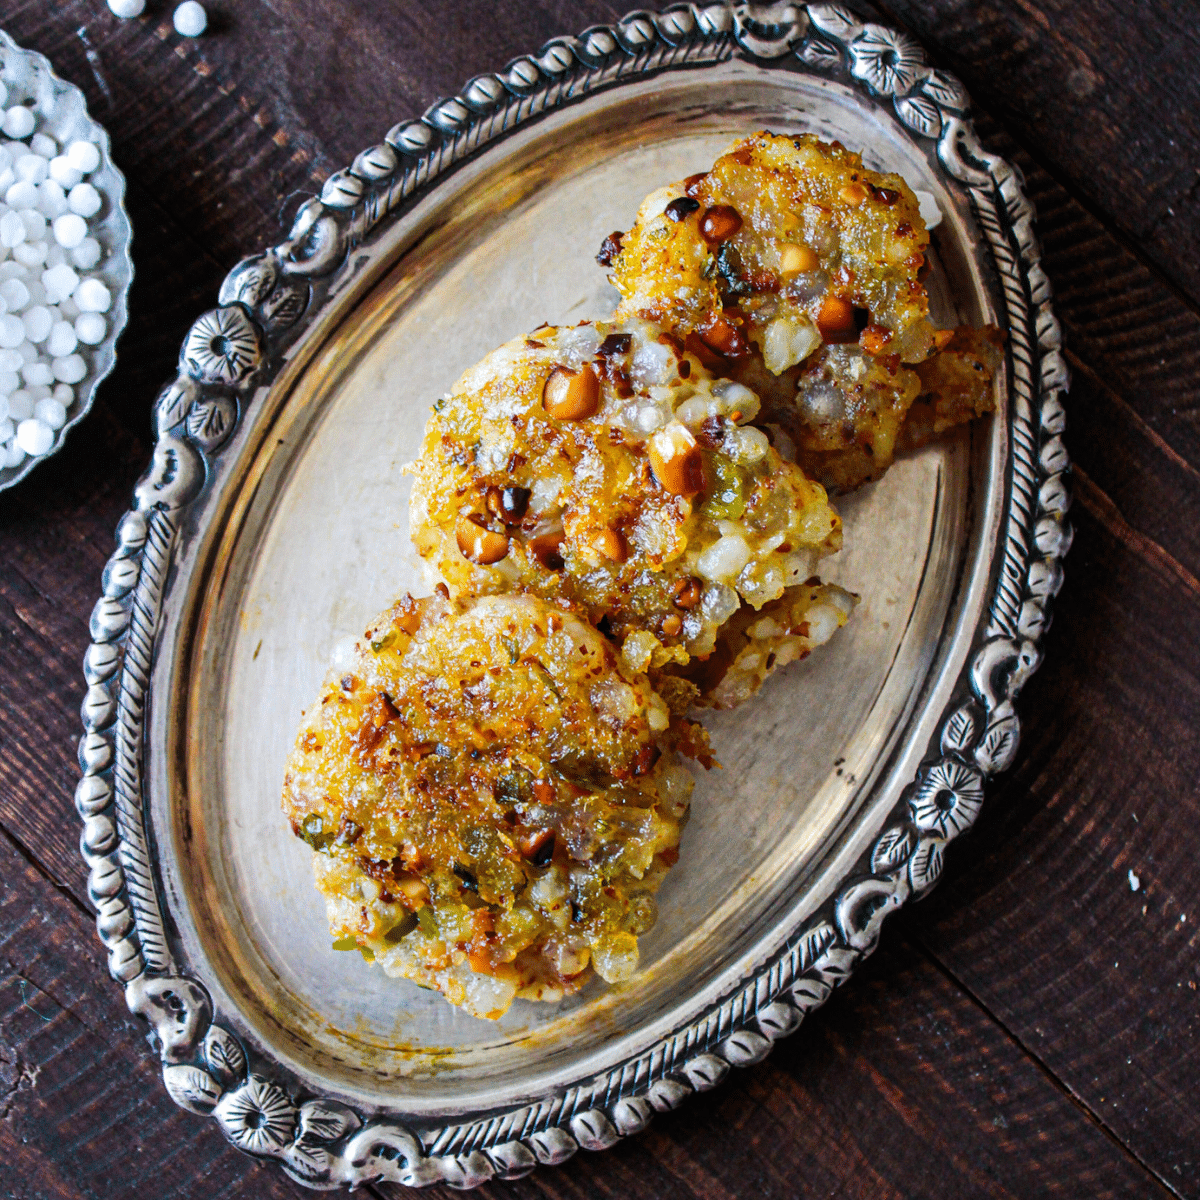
[0,29,131,490]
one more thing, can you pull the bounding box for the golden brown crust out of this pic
[899,325,1006,452]
[743,325,1004,493]
[408,318,843,664]
[608,132,936,368]
[602,132,1002,495]
[282,592,703,1019]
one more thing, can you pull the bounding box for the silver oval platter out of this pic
[76,3,1070,1190]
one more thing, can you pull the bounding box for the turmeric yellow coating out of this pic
[408,317,842,667]
[282,591,706,1019]
[606,132,936,370]
[603,132,1003,493]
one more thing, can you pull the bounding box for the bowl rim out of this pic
[0,27,133,492]
[73,3,1070,1190]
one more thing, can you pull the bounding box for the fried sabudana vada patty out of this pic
[604,131,936,372]
[281,590,706,1019]
[408,317,844,672]
[602,132,1002,493]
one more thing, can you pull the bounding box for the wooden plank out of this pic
[406,937,1170,1199]
[913,481,1200,1194]
[0,826,330,1200]
[977,125,1200,574]
[877,0,1200,311]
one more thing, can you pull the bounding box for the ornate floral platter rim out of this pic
[75,2,1070,1190]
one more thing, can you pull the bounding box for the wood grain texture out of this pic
[399,935,1172,1200]
[913,471,1200,1196]
[0,1,1195,1197]
[0,826,323,1200]
[877,0,1200,325]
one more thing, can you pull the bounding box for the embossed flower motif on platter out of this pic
[849,26,925,97]
[909,758,984,838]
[182,305,262,386]
[213,1074,297,1155]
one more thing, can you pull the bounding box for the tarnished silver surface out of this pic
[76,3,1070,1190]
[0,29,132,491]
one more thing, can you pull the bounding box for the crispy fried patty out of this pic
[282,592,705,1019]
[408,317,842,668]
[602,132,1002,492]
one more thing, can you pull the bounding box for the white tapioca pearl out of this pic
[27,383,51,402]
[74,312,107,345]
[21,360,53,387]
[67,183,101,218]
[69,238,101,269]
[12,240,46,268]
[52,383,73,406]
[34,396,66,429]
[0,261,28,281]
[20,209,46,241]
[0,349,20,370]
[75,278,111,312]
[58,294,79,318]
[29,133,56,159]
[0,370,17,395]
[48,156,82,189]
[726,425,770,465]
[38,180,68,219]
[22,306,51,343]
[42,262,79,303]
[0,209,25,247]
[699,581,740,624]
[46,320,77,356]
[2,108,35,140]
[0,416,10,440]
[52,353,87,384]
[1,440,25,468]
[6,388,33,419]
[108,0,147,16]
[4,179,37,210]
[52,212,87,249]
[15,154,48,186]
[173,1,208,36]
[66,141,101,174]
[15,416,52,455]
[697,534,752,583]
[0,313,23,347]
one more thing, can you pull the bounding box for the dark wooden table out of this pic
[1,2,1197,1197]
